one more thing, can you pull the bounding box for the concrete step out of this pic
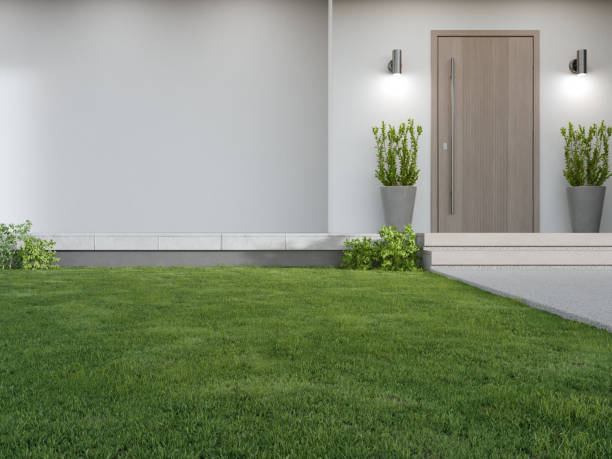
[423,233,612,247]
[423,248,612,268]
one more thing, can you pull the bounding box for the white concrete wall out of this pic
[3,0,612,235]
[0,0,328,233]
[330,0,612,233]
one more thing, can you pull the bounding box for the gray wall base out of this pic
[57,251,344,267]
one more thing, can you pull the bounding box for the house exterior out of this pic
[1,0,611,242]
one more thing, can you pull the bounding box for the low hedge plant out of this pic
[0,220,59,270]
[341,225,420,271]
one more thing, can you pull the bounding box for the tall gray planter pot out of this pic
[567,186,606,233]
[380,186,416,228]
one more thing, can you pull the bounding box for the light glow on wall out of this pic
[377,73,412,99]
[557,72,595,103]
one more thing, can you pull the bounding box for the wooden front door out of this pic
[432,32,539,232]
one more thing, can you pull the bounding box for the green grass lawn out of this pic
[0,267,610,458]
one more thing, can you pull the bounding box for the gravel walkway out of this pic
[432,267,612,332]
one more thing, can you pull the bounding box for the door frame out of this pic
[430,30,540,232]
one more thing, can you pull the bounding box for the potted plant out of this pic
[373,119,423,228]
[562,121,612,232]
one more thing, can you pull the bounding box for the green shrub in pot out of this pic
[373,120,422,229]
[562,121,612,232]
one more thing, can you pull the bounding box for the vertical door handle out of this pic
[450,57,455,215]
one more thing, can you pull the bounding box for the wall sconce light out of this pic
[387,49,402,74]
[569,49,587,74]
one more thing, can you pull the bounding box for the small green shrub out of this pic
[341,237,378,270]
[562,121,612,186]
[0,221,31,269]
[376,225,420,271]
[19,236,59,270]
[0,220,59,270]
[373,120,423,186]
[341,225,420,271]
